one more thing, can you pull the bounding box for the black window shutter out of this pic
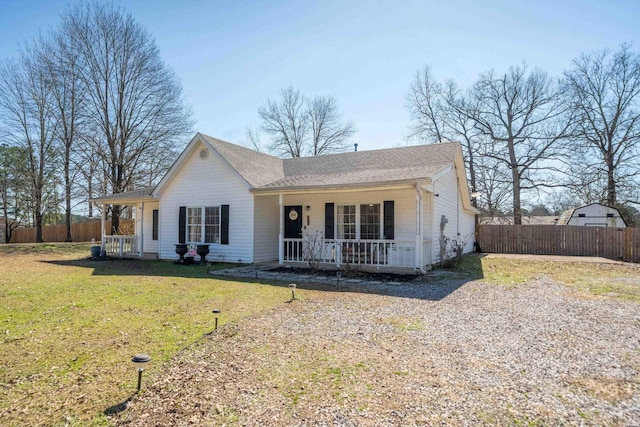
[325,203,334,239]
[221,204,229,245]
[178,206,186,243]
[384,201,394,240]
[152,209,159,240]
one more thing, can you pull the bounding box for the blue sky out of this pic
[1,0,638,151]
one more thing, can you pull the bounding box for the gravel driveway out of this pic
[115,277,640,426]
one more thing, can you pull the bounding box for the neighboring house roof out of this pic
[555,208,575,225]
[480,216,559,225]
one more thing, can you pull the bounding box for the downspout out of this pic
[415,183,426,274]
[278,194,284,265]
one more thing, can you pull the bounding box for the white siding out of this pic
[282,188,417,241]
[141,201,159,254]
[432,168,476,262]
[158,142,255,263]
[569,204,626,227]
[253,195,280,262]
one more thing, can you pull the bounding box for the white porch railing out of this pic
[283,238,416,268]
[103,235,140,257]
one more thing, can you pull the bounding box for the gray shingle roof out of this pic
[286,142,457,188]
[200,134,284,188]
[203,139,460,191]
[95,136,463,203]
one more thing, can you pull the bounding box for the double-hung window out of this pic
[187,206,220,243]
[335,203,382,240]
[360,204,380,239]
[337,205,356,239]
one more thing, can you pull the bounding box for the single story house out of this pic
[556,203,627,227]
[91,133,479,272]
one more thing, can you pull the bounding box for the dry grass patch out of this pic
[567,376,635,404]
[458,255,640,302]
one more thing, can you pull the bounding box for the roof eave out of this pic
[250,178,432,195]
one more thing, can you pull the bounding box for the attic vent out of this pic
[607,213,614,217]
[199,148,209,159]
[578,213,586,217]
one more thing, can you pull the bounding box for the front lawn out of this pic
[0,243,298,426]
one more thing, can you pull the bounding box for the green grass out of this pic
[0,243,294,426]
[1,245,638,426]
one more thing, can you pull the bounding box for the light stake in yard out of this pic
[212,309,221,330]
[131,353,151,392]
[336,270,342,286]
[289,283,296,301]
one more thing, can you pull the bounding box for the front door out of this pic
[284,205,303,259]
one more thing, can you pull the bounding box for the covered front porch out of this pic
[89,187,158,259]
[261,181,437,273]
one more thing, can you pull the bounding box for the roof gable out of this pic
[153,133,284,195]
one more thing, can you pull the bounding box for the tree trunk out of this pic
[507,138,522,225]
[111,204,120,234]
[35,211,43,243]
[65,152,72,242]
[606,155,616,207]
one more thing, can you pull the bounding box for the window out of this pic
[205,207,220,243]
[187,208,202,242]
[186,206,221,243]
[360,204,380,239]
[337,205,356,239]
[152,209,158,240]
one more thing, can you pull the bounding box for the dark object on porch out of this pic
[196,244,210,264]
[175,243,188,263]
[183,256,194,265]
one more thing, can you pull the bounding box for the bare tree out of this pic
[41,28,85,241]
[407,66,448,143]
[259,86,309,157]
[564,44,640,207]
[0,52,58,242]
[469,65,572,224]
[258,86,355,157]
[308,95,355,156]
[62,3,193,232]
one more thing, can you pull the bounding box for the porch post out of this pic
[139,202,144,257]
[101,205,107,250]
[415,183,423,270]
[278,194,284,265]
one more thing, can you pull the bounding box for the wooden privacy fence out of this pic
[477,225,640,263]
[9,219,135,243]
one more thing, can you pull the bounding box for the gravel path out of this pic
[115,278,640,426]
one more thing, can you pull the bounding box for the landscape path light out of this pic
[212,309,221,330]
[131,353,151,392]
[289,283,296,301]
